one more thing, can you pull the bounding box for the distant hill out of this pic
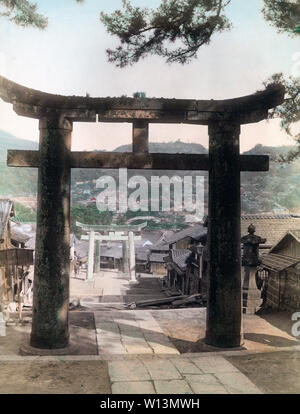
[113,140,208,154]
[1,129,300,216]
[0,130,38,196]
[243,143,293,160]
[0,129,38,161]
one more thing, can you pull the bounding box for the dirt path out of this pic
[0,360,111,394]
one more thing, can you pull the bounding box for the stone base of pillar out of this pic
[205,333,244,348]
[20,343,79,356]
[242,266,262,314]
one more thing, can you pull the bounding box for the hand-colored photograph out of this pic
[0,0,299,399]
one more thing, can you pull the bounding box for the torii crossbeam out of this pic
[0,76,284,350]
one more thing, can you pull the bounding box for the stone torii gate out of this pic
[0,76,284,350]
[76,221,146,282]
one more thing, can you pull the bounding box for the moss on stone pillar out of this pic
[30,115,72,349]
[205,122,243,348]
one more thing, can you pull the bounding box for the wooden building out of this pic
[259,230,300,311]
[100,244,123,271]
[148,250,168,275]
[0,200,33,315]
[162,216,300,301]
[163,224,206,250]
[164,244,205,296]
[136,250,151,274]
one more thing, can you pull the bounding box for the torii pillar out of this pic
[31,115,72,348]
[94,240,101,273]
[0,76,284,350]
[122,240,129,275]
[87,230,95,281]
[205,122,242,347]
[128,231,138,284]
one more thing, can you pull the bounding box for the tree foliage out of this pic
[100,0,232,67]
[264,73,300,162]
[0,0,84,29]
[100,0,300,67]
[0,0,48,29]
[262,0,300,35]
[100,0,300,162]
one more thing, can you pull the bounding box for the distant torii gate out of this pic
[0,76,284,350]
[76,221,147,282]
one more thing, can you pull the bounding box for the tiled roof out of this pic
[269,230,300,255]
[151,215,300,251]
[151,230,175,249]
[242,214,300,220]
[149,252,168,263]
[159,224,205,246]
[100,245,123,259]
[260,253,300,272]
[151,243,170,251]
[170,249,193,271]
[241,215,300,247]
[136,251,149,262]
[289,230,300,242]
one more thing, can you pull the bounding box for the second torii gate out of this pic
[0,76,284,350]
[76,221,146,282]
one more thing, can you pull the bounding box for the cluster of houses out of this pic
[138,215,300,312]
[73,213,300,312]
[1,197,300,315]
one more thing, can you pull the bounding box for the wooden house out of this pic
[164,244,205,296]
[161,215,300,299]
[99,244,123,270]
[136,250,150,274]
[258,230,300,311]
[163,224,206,249]
[148,250,168,275]
[0,200,33,311]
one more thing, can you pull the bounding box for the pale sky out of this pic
[0,0,299,151]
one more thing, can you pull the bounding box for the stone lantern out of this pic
[241,224,266,314]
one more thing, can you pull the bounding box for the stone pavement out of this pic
[70,270,166,306]
[95,310,179,355]
[2,349,300,394]
[108,355,261,394]
[0,270,299,394]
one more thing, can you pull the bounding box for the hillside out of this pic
[0,129,38,196]
[71,140,208,183]
[0,129,38,158]
[1,130,300,222]
[241,144,300,213]
[113,140,208,154]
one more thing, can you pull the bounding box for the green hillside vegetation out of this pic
[1,130,300,222]
[241,144,300,213]
[13,202,37,222]
[113,140,208,154]
[71,204,113,238]
[0,129,38,196]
